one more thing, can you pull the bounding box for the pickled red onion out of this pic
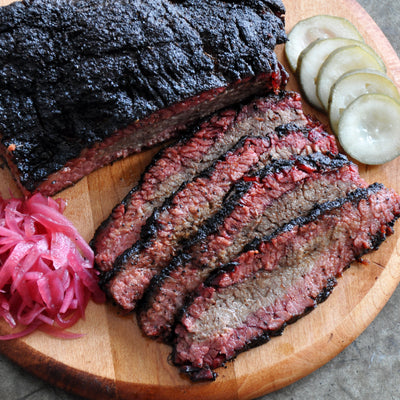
[0,193,105,340]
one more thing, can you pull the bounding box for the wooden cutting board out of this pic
[1,0,400,399]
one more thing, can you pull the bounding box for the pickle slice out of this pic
[316,44,386,110]
[285,15,363,72]
[329,69,400,134]
[298,38,363,109]
[338,94,400,165]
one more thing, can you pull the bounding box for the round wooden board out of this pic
[1,0,400,399]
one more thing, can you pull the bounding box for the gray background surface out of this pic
[1,1,400,399]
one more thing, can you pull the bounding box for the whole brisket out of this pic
[103,123,338,312]
[138,153,366,341]
[0,0,287,195]
[172,184,400,381]
[92,92,313,273]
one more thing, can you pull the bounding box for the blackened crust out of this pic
[91,91,310,273]
[99,117,335,281]
[137,151,361,342]
[0,0,287,193]
[177,276,337,382]
[105,135,279,310]
[172,184,400,381]
[211,183,385,282]
[102,121,338,310]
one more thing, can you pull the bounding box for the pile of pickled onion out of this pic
[0,193,105,340]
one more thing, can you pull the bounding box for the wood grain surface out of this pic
[0,1,400,399]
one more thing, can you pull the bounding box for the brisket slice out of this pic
[92,91,311,273]
[0,0,287,195]
[138,153,366,341]
[172,184,400,381]
[103,124,338,311]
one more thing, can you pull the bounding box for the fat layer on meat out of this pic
[92,92,311,273]
[172,184,400,381]
[138,153,365,341]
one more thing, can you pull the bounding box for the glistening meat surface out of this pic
[105,135,284,310]
[172,184,400,381]
[104,123,338,312]
[0,0,287,195]
[92,92,310,273]
[138,153,366,341]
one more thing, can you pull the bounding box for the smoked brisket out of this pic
[103,123,338,312]
[138,153,366,341]
[92,92,315,273]
[4,0,400,385]
[172,184,400,381]
[0,0,287,195]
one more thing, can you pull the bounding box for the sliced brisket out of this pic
[92,92,311,273]
[172,184,400,381]
[138,153,366,341]
[0,0,287,195]
[103,123,338,312]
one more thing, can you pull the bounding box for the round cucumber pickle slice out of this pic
[316,44,386,110]
[285,15,363,72]
[329,69,400,134]
[338,94,400,165]
[298,38,363,109]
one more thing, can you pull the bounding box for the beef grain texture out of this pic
[104,123,338,312]
[0,0,287,195]
[172,184,400,381]
[92,92,312,273]
[138,153,366,341]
